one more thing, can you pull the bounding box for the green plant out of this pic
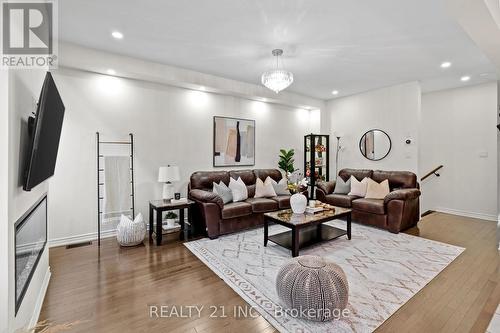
[165,212,178,219]
[278,149,297,175]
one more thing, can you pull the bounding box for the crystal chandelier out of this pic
[261,49,294,93]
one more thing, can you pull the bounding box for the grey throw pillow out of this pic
[213,181,233,204]
[270,178,290,196]
[333,176,351,194]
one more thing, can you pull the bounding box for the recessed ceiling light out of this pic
[460,76,471,82]
[440,61,452,68]
[111,31,123,39]
[106,69,116,75]
[332,90,339,95]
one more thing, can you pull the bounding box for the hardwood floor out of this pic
[38,213,499,332]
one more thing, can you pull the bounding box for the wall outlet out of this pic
[478,151,489,158]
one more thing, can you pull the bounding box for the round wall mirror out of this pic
[359,129,391,161]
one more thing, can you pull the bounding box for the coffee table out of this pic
[263,207,351,257]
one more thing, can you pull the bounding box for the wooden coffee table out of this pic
[263,207,351,257]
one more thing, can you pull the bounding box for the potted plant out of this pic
[165,212,178,227]
[278,149,298,179]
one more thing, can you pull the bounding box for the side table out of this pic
[149,199,195,246]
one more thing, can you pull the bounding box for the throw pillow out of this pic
[270,177,290,196]
[365,178,390,199]
[333,176,351,194]
[229,177,248,202]
[213,181,233,204]
[255,177,277,198]
[348,176,369,197]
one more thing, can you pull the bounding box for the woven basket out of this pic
[276,255,349,321]
[116,213,146,246]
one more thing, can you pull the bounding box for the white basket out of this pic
[116,213,146,246]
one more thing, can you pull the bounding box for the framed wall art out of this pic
[213,116,255,167]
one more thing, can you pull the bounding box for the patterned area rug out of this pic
[185,220,464,332]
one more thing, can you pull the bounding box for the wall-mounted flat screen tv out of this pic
[23,72,65,191]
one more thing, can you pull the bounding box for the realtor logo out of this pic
[1,0,58,68]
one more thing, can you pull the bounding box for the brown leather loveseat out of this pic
[316,168,421,233]
[188,169,291,239]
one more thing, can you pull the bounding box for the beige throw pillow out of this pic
[255,177,277,198]
[365,178,390,199]
[348,176,369,197]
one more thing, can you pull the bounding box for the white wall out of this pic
[7,69,51,332]
[0,70,10,333]
[420,82,498,220]
[497,81,500,247]
[47,68,320,244]
[326,82,421,176]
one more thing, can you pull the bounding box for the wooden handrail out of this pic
[421,165,443,181]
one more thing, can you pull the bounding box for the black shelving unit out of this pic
[304,134,330,199]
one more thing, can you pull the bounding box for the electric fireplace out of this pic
[15,194,47,314]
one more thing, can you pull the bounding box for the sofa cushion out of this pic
[245,198,279,213]
[190,171,230,191]
[372,170,417,189]
[221,202,253,219]
[270,195,291,209]
[352,198,385,215]
[229,170,256,185]
[323,194,359,208]
[339,168,373,182]
[254,169,282,182]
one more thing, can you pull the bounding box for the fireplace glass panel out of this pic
[15,196,47,313]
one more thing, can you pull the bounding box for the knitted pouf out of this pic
[276,255,349,322]
[116,213,146,246]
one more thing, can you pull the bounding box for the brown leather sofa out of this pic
[188,169,291,239]
[316,168,421,233]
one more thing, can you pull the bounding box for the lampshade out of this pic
[158,165,180,183]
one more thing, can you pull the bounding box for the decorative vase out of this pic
[290,193,307,214]
[166,218,176,227]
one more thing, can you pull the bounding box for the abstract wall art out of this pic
[213,116,255,167]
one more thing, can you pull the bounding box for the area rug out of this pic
[185,220,464,332]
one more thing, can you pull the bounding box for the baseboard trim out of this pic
[49,229,117,248]
[48,217,189,248]
[434,207,497,222]
[29,266,51,329]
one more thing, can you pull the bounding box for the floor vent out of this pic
[421,210,435,218]
[66,241,92,249]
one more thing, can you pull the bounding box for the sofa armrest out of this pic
[384,188,421,204]
[316,181,336,195]
[189,189,224,209]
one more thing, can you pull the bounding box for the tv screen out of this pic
[23,72,65,191]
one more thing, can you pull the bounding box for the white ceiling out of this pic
[59,0,497,100]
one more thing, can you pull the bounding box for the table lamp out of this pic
[158,165,180,200]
